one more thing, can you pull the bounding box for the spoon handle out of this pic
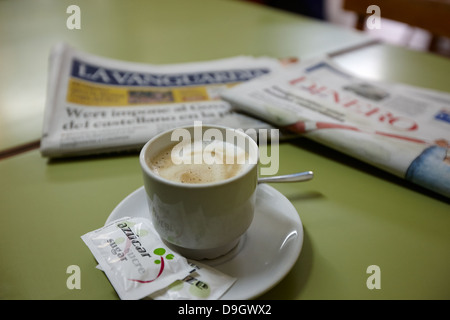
[258,171,314,183]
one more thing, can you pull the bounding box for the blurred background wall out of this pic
[246,0,450,58]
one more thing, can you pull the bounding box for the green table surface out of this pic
[1,141,449,300]
[1,0,449,300]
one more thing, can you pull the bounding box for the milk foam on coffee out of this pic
[148,140,250,184]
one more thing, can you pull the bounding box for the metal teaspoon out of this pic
[257,171,314,183]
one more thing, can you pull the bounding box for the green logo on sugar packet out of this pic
[128,247,175,284]
[153,248,174,264]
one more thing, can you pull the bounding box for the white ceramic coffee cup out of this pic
[139,124,259,260]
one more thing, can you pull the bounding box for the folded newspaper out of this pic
[221,58,450,198]
[40,43,283,158]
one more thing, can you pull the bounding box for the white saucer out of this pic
[106,183,303,300]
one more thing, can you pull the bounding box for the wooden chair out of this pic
[342,0,450,55]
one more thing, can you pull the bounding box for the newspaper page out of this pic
[40,43,283,158]
[221,57,450,198]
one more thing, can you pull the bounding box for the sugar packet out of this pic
[148,261,236,300]
[81,217,192,300]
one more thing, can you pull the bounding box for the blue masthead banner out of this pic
[70,59,270,87]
